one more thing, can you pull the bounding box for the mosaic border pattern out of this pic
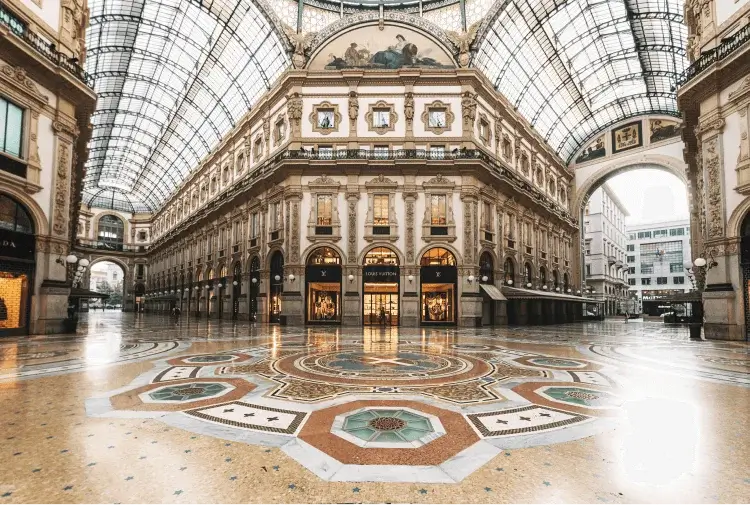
[186,400,307,435]
[466,405,589,437]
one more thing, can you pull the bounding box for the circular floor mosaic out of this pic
[274,348,491,386]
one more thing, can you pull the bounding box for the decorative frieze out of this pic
[53,143,71,236]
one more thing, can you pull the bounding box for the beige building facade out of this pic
[679,0,750,340]
[0,0,95,334]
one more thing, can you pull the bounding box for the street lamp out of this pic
[684,253,718,340]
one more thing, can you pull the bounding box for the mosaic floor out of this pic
[1,313,749,503]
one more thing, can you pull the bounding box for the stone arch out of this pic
[85,256,129,309]
[0,188,48,236]
[358,243,404,266]
[727,198,750,239]
[416,243,463,266]
[265,247,285,269]
[572,153,688,216]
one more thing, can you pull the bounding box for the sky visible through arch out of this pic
[605,169,689,226]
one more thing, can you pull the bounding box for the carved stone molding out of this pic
[0,65,48,105]
[286,93,303,136]
[421,100,454,135]
[52,143,71,236]
[365,100,398,135]
[461,91,477,132]
[309,101,342,135]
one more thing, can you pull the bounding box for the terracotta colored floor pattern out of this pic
[0,312,748,503]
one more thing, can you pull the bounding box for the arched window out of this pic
[479,252,493,283]
[563,272,570,291]
[219,265,228,278]
[0,194,34,234]
[503,258,515,284]
[420,247,456,266]
[307,247,341,265]
[539,266,547,287]
[233,262,242,278]
[364,247,399,265]
[98,215,125,250]
[552,270,559,290]
[524,262,533,285]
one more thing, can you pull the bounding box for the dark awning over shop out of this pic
[480,284,507,301]
[69,288,110,299]
[501,287,600,303]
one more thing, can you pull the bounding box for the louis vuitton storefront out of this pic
[306,247,342,324]
[0,195,36,336]
[420,248,457,326]
[362,247,399,326]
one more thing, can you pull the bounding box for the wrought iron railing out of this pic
[283,148,488,161]
[75,238,149,253]
[0,2,92,86]
[678,23,750,87]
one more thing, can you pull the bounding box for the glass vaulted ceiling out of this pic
[82,0,289,212]
[82,0,687,212]
[474,0,686,163]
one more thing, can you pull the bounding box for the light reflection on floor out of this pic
[0,312,747,503]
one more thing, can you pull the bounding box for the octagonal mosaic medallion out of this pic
[535,386,619,409]
[140,381,235,403]
[332,407,445,448]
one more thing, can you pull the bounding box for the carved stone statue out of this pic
[445,22,480,68]
[461,91,477,129]
[348,91,359,121]
[282,23,316,69]
[404,92,414,122]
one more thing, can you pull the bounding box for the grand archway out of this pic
[573,153,692,316]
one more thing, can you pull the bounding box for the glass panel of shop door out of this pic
[421,283,454,322]
[364,293,399,326]
[308,282,341,322]
[0,272,28,329]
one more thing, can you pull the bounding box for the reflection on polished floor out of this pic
[0,313,749,503]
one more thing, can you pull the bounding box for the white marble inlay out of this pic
[193,403,303,433]
[155,366,199,382]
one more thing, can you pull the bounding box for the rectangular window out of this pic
[482,201,491,230]
[318,146,333,159]
[428,109,446,128]
[373,145,389,160]
[673,276,685,284]
[271,202,282,231]
[373,109,390,128]
[637,231,652,239]
[628,267,635,274]
[627,244,634,251]
[429,145,445,159]
[251,212,258,238]
[316,195,333,225]
[670,262,683,273]
[0,97,24,158]
[430,195,447,225]
[373,194,389,225]
[656,277,668,285]
[219,228,226,250]
[628,278,636,285]
[641,278,651,285]
[317,110,335,129]
[627,255,635,262]
[585,264,591,276]
[669,227,684,236]
[629,233,636,240]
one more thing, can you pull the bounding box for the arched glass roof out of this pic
[81,0,687,212]
[474,0,686,162]
[82,0,290,212]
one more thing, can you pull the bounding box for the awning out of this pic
[501,286,599,303]
[69,288,110,299]
[480,284,507,301]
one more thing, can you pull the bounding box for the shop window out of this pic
[420,247,456,266]
[0,97,23,159]
[420,248,457,325]
[0,195,33,234]
[306,247,342,323]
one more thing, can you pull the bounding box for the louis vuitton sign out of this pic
[363,265,399,283]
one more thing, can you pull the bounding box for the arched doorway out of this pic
[218,265,227,318]
[269,252,283,323]
[88,260,126,311]
[419,247,457,325]
[97,215,125,251]
[552,270,560,292]
[232,262,242,320]
[740,213,750,338]
[479,251,495,325]
[363,247,399,326]
[206,268,214,317]
[134,282,145,312]
[306,247,342,324]
[194,268,203,317]
[539,266,547,289]
[0,194,35,336]
[248,256,260,321]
